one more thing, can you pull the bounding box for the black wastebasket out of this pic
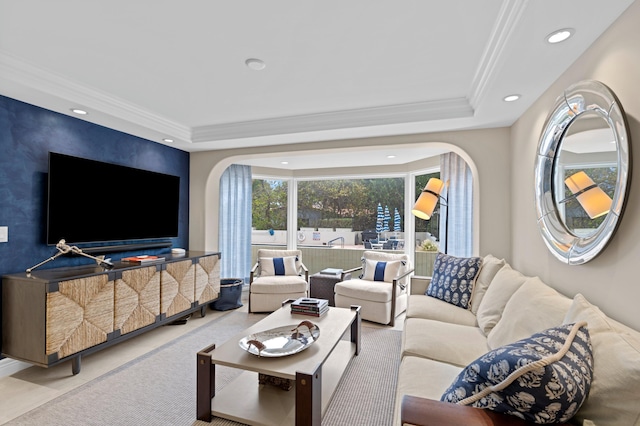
[210,278,244,311]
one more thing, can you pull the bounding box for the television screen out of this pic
[47,152,180,245]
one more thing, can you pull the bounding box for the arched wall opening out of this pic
[196,141,481,258]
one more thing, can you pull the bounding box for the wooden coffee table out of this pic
[196,302,361,425]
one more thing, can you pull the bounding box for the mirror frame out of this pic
[535,80,631,265]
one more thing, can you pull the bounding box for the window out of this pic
[252,178,288,246]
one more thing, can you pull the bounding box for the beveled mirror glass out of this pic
[535,80,631,265]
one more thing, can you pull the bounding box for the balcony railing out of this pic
[251,244,437,277]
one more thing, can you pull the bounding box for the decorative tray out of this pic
[239,320,320,357]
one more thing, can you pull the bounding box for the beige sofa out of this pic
[395,254,640,426]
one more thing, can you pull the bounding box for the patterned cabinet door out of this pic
[161,259,195,318]
[195,255,220,305]
[115,266,161,335]
[46,274,114,359]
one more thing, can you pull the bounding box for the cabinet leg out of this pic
[200,306,206,317]
[72,356,81,375]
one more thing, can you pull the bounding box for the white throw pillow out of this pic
[470,254,506,314]
[563,294,640,426]
[362,259,402,282]
[259,256,298,276]
[487,276,572,349]
[475,264,527,336]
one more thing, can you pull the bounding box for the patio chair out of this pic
[334,251,413,326]
[248,249,309,313]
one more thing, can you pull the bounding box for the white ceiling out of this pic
[0,1,634,170]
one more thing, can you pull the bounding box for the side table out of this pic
[309,272,351,306]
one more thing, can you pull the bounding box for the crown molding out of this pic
[0,51,190,141]
[1,51,476,145]
[191,97,473,143]
[468,0,529,109]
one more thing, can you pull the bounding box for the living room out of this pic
[2,1,640,425]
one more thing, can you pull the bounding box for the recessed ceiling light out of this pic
[281,161,289,165]
[503,94,520,102]
[163,138,174,143]
[387,155,396,159]
[71,108,88,115]
[245,58,266,71]
[546,29,573,44]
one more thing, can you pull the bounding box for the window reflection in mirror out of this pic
[553,111,617,238]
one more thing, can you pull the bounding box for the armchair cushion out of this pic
[441,322,593,424]
[362,259,403,282]
[334,278,397,303]
[259,256,298,276]
[250,275,308,294]
[426,253,482,310]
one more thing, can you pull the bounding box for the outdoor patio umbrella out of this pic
[394,207,401,232]
[376,203,384,235]
[383,205,391,232]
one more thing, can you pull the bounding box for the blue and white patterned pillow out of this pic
[441,322,593,424]
[426,253,482,309]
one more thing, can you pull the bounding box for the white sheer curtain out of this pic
[440,153,473,257]
[219,164,252,283]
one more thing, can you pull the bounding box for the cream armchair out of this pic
[334,251,413,326]
[248,249,309,313]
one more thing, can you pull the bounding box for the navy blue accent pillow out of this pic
[273,257,285,275]
[426,253,482,309]
[373,261,387,281]
[441,322,593,424]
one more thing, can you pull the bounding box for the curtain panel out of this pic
[219,164,252,283]
[440,153,473,257]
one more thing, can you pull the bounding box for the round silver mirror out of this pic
[535,80,631,265]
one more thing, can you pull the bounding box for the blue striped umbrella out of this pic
[376,203,384,234]
[383,205,390,232]
[394,207,401,231]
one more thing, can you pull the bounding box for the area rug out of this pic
[6,311,402,426]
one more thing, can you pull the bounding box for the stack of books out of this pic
[121,255,165,264]
[291,297,329,317]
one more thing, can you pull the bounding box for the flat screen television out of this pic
[46,152,180,245]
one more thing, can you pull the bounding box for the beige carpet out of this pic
[6,311,402,426]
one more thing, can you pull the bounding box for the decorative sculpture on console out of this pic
[26,239,114,274]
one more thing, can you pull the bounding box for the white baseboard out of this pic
[0,358,31,378]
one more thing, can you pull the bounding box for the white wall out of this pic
[190,128,511,261]
[510,0,640,330]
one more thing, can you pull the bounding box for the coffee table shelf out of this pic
[197,303,361,425]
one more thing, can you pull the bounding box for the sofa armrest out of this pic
[401,396,540,426]
[410,275,432,295]
[299,262,309,281]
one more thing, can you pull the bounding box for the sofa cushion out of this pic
[362,259,403,282]
[259,256,298,276]
[563,294,640,426]
[476,264,527,336]
[394,355,464,426]
[487,277,572,349]
[441,322,593,424]
[406,294,477,326]
[426,253,482,309]
[470,254,506,314]
[402,318,490,367]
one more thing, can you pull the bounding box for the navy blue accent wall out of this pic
[0,95,190,357]
[0,95,190,275]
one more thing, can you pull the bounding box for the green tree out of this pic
[252,179,287,230]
